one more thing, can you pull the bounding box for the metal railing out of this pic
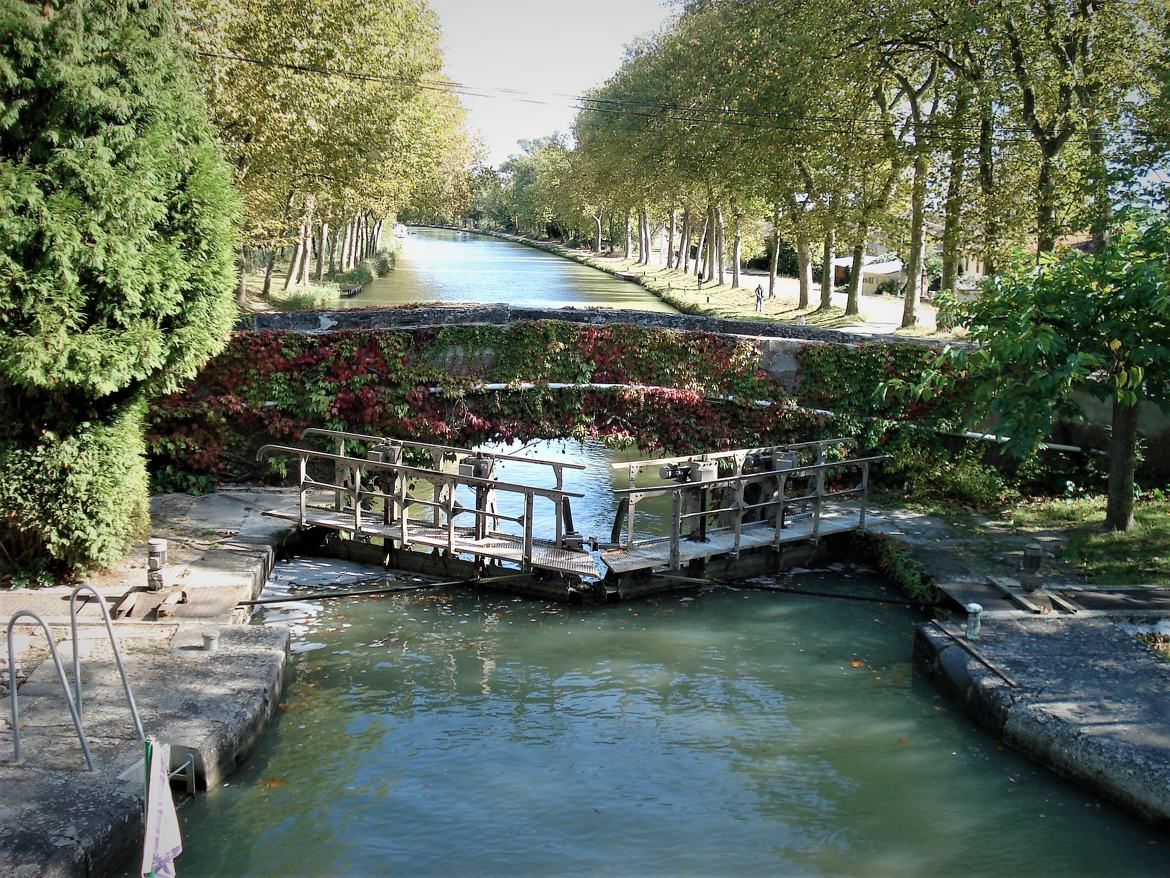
[70,584,146,743]
[257,442,586,569]
[611,454,887,570]
[6,585,147,772]
[296,429,585,546]
[6,610,94,771]
[611,437,860,490]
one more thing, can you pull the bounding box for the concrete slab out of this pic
[0,489,297,877]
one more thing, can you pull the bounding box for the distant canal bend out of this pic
[341,227,675,312]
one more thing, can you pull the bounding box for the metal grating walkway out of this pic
[264,505,601,578]
[601,509,861,574]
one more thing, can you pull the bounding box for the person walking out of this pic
[755,284,764,312]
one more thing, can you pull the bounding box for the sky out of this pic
[427,0,674,167]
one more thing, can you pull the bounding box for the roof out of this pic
[860,260,903,276]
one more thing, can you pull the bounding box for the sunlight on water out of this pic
[339,228,676,312]
[174,441,1166,878]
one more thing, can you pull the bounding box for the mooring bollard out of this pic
[1020,543,1044,592]
[964,603,983,640]
[202,631,220,653]
[147,538,168,592]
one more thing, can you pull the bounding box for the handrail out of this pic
[300,428,587,471]
[610,437,859,471]
[613,455,890,496]
[611,451,886,564]
[257,444,584,501]
[7,611,95,771]
[69,584,145,744]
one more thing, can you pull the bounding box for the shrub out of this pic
[0,403,149,577]
[0,0,239,576]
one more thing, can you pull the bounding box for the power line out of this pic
[196,50,1160,150]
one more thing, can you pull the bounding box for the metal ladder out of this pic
[6,584,145,772]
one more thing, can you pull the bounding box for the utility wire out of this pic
[197,51,1155,149]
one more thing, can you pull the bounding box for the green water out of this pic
[341,227,675,312]
[177,579,1164,877]
[175,441,1165,876]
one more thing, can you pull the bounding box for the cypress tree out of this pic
[0,0,239,574]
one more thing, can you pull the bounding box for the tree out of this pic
[0,0,239,572]
[913,211,1170,531]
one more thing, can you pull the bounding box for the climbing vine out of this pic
[147,322,833,484]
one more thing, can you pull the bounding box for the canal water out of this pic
[175,441,1166,877]
[341,227,675,312]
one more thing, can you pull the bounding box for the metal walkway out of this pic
[259,431,886,583]
[259,430,601,578]
[602,440,886,575]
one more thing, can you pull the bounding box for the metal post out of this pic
[7,611,95,771]
[334,437,345,512]
[69,585,145,743]
[352,463,363,534]
[813,469,825,541]
[522,493,535,569]
[399,470,410,547]
[965,603,984,640]
[146,539,167,593]
[859,461,870,530]
[669,490,682,570]
[298,456,307,527]
[774,473,787,544]
[732,479,745,555]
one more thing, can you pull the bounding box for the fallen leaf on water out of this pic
[258,777,286,789]
[898,738,909,745]
[849,660,866,668]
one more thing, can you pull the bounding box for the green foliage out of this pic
[857,533,941,603]
[887,446,1014,509]
[0,403,149,577]
[0,0,239,576]
[917,212,1170,457]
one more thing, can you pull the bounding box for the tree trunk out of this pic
[236,248,248,306]
[1105,398,1139,531]
[1035,143,1059,256]
[694,218,708,279]
[1087,120,1109,254]
[819,229,835,309]
[315,223,329,281]
[593,214,602,252]
[846,237,865,316]
[902,149,929,328]
[284,220,306,291]
[796,231,812,309]
[714,205,725,286]
[680,209,691,273]
[666,210,676,269]
[328,222,338,275]
[731,214,742,289]
[623,211,632,259]
[768,203,780,298]
[262,249,276,297]
[298,223,312,286]
[639,210,649,264]
[940,89,969,298]
[978,103,998,276]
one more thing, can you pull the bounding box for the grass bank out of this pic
[459,227,943,334]
[240,248,396,311]
[1006,496,1170,585]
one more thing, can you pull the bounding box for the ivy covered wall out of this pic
[147,322,962,489]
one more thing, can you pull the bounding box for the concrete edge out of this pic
[913,621,1170,829]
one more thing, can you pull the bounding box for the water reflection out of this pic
[342,228,676,312]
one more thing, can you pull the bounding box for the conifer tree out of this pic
[0,0,238,573]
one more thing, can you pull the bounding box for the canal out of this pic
[340,227,675,312]
[175,441,1166,877]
